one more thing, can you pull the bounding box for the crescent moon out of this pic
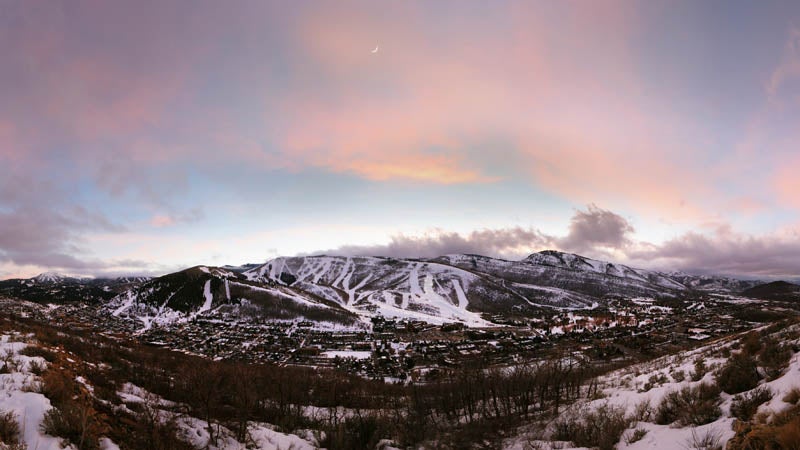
[371,45,379,53]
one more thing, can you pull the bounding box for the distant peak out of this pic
[32,272,67,283]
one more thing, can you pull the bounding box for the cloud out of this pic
[149,208,204,228]
[0,205,126,269]
[766,27,800,100]
[308,205,800,279]
[309,227,554,260]
[310,204,638,261]
[558,204,634,254]
[626,228,800,279]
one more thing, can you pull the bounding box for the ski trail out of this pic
[112,291,134,316]
[313,259,332,283]
[452,279,468,309]
[408,263,423,297]
[198,280,213,314]
[333,258,351,288]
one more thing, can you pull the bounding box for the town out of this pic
[0,293,779,383]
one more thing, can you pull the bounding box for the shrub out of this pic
[686,427,722,450]
[28,359,46,376]
[741,332,762,355]
[552,403,631,450]
[41,400,102,450]
[727,411,800,450]
[632,399,653,422]
[717,353,761,394]
[0,410,20,445]
[18,345,57,362]
[759,338,792,381]
[692,358,708,382]
[730,386,772,421]
[655,382,721,426]
[672,370,686,383]
[784,387,800,405]
[38,369,78,405]
[625,427,647,444]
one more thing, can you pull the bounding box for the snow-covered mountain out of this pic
[106,265,359,331]
[0,250,767,329]
[0,273,152,304]
[236,250,749,326]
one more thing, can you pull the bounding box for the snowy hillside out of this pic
[106,265,359,331]
[506,320,800,449]
[244,256,504,326]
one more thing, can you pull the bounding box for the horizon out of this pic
[3,1,800,280]
[1,249,787,283]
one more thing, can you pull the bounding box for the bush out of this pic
[692,358,708,382]
[672,370,686,383]
[730,386,772,421]
[38,369,78,405]
[728,410,800,450]
[320,416,389,450]
[784,387,800,405]
[18,345,57,362]
[625,427,647,444]
[717,353,761,394]
[686,427,722,450]
[552,403,631,450]
[0,410,20,445]
[759,338,792,381]
[28,359,46,376]
[741,332,762,355]
[632,399,653,422]
[655,382,721,426]
[41,400,102,450]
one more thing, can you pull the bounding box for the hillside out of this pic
[0,250,769,330]
[742,281,800,302]
[106,265,359,331]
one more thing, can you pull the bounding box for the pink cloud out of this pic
[263,1,722,222]
[775,154,800,208]
[150,215,176,228]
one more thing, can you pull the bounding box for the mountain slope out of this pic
[107,265,358,330]
[241,250,726,326]
[243,256,514,326]
[742,280,800,301]
[433,252,691,303]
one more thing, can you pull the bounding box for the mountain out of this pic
[0,273,151,304]
[106,265,359,330]
[1,250,767,329]
[239,250,750,326]
[742,280,800,301]
[243,256,533,326]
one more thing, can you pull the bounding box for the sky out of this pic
[2,0,800,279]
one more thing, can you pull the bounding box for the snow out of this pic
[198,279,213,314]
[99,437,121,450]
[117,383,316,450]
[321,350,372,359]
[111,291,134,316]
[507,324,800,450]
[0,335,74,450]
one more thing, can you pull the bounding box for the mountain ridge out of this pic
[1,250,765,329]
